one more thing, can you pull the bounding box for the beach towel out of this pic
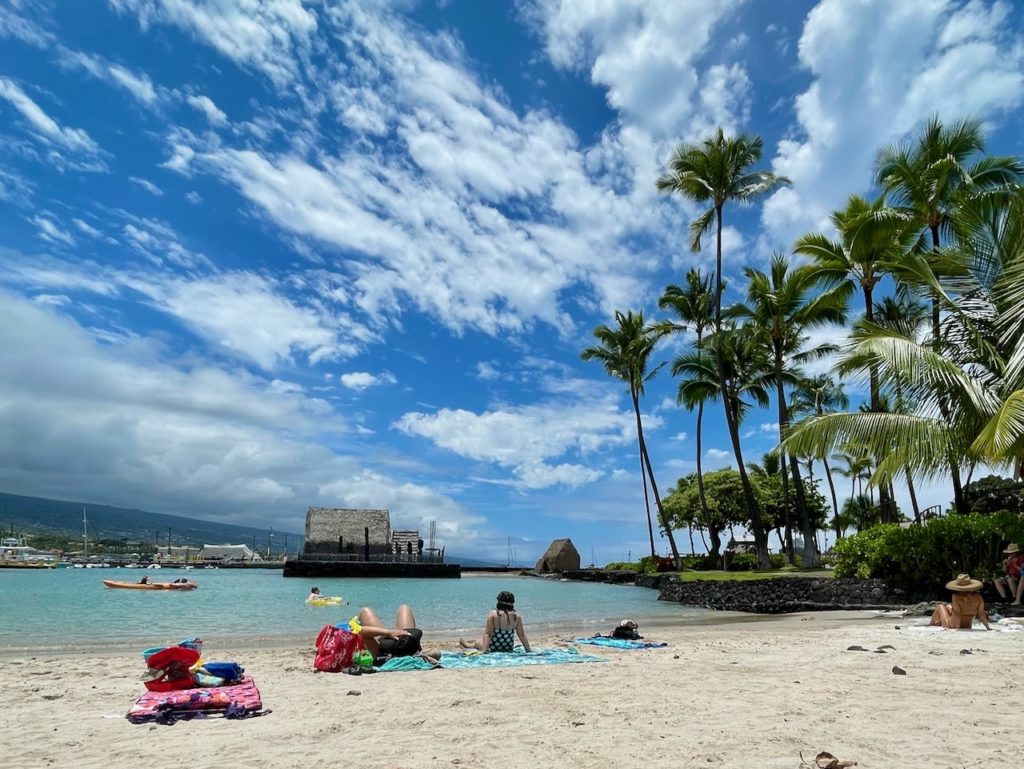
[378,655,437,672]
[572,637,668,649]
[437,648,604,669]
[127,676,268,724]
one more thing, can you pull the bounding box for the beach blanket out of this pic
[127,676,268,724]
[572,637,668,649]
[905,621,1022,634]
[437,648,604,669]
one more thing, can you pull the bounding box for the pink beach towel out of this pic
[126,676,266,724]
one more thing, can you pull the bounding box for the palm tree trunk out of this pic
[906,467,921,524]
[929,223,968,515]
[775,350,819,566]
[633,392,681,568]
[637,440,656,559]
[713,207,769,568]
[687,524,695,557]
[822,456,840,538]
[778,451,796,564]
[695,400,711,535]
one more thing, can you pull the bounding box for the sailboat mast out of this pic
[83,507,88,558]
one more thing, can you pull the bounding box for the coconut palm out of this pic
[581,310,682,568]
[791,375,848,536]
[657,129,790,567]
[727,253,848,566]
[875,118,1023,510]
[673,324,772,558]
[795,194,914,519]
[657,269,715,546]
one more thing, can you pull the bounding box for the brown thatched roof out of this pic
[304,507,391,548]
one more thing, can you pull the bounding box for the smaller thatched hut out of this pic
[535,538,580,572]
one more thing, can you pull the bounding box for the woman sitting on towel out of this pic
[460,590,531,653]
[929,574,992,630]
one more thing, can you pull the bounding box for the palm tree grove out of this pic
[583,117,1024,579]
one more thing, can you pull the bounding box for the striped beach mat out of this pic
[126,676,267,724]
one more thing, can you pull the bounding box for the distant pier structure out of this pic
[283,506,459,578]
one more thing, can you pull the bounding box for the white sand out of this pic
[3,612,1016,769]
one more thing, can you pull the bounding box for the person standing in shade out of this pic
[929,574,992,630]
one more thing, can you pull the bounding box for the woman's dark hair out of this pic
[496,590,515,611]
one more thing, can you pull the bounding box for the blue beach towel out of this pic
[572,637,668,650]
[437,648,604,669]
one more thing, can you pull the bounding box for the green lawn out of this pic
[674,567,834,582]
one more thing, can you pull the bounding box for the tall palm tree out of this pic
[795,195,911,521]
[791,375,848,536]
[673,324,772,557]
[657,269,715,546]
[581,310,681,568]
[876,116,1023,512]
[727,253,848,566]
[657,129,790,567]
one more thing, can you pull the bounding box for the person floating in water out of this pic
[306,586,322,603]
[460,590,531,653]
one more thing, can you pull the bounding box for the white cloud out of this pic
[0,290,482,537]
[185,190,203,204]
[58,48,160,106]
[524,0,747,138]
[0,77,103,159]
[706,448,730,459]
[186,94,228,125]
[760,422,780,434]
[129,176,163,196]
[72,218,101,237]
[32,215,75,246]
[110,0,319,88]
[762,0,1024,248]
[475,361,500,381]
[394,395,649,490]
[339,371,397,391]
[671,431,688,441]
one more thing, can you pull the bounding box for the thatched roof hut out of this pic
[535,538,580,573]
[303,507,391,555]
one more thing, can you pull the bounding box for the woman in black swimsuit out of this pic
[459,590,531,653]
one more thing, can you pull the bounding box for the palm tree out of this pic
[657,129,790,567]
[795,194,912,521]
[791,375,848,536]
[581,310,682,568]
[673,323,772,558]
[657,269,715,548]
[727,253,848,566]
[876,116,1023,512]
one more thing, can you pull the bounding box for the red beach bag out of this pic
[313,624,363,673]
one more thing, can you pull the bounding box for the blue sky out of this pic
[1,0,1023,564]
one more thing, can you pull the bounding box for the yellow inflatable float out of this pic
[307,596,345,606]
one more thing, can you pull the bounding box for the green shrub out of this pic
[831,512,1024,593]
[726,552,758,571]
[681,554,721,570]
[603,561,640,571]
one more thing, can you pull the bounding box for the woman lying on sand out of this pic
[929,574,992,630]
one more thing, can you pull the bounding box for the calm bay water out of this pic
[0,568,710,649]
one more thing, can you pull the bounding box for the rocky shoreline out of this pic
[557,569,1024,617]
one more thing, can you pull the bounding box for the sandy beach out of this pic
[3,612,1017,769]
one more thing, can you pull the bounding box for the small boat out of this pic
[0,538,58,569]
[102,579,198,590]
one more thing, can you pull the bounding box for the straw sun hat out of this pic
[1004,543,1021,555]
[946,573,983,592]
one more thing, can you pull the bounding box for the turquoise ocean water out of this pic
[0,568,711,649]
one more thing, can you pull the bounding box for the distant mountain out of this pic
[0,492,301,555]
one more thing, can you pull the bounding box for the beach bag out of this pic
[202,662,244,682]
[144,645,201,692]
[314,625,363,673]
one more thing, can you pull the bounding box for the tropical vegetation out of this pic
[583,116,1024,573]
